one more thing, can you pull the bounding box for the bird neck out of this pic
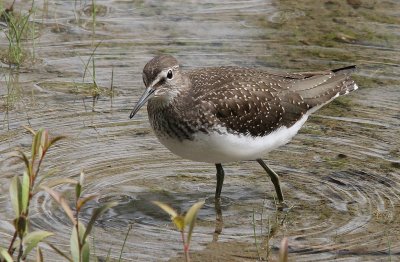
[149,74,191,109]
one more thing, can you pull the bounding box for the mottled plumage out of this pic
[130,55,358,203]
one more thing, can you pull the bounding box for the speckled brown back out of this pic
[145,57,356,140]
[180,66,356,137]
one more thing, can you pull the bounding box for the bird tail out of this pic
[331,65,358,95]
[294,65,358,113]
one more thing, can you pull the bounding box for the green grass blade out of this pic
[118,224,133,262]
[9,175,22,216]
[152,201,178,218]
[82,41,102,82]
[22,231,54,259]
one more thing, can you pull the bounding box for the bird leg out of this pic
[256,159,284,203]
[214,163,224,240]
[215,163,225,199]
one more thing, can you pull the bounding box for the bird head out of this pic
[130,55,183,118]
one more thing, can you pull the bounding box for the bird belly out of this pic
[155,115,309,163]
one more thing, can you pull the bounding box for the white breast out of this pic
[155,115,309,163]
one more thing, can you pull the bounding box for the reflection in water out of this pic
[213,199,223,242]
[0,0,400,261]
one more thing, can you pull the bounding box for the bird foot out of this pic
[276,200,292,212]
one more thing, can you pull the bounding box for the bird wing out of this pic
[189,66,356,137]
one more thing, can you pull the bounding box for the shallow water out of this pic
[1,0,400,261]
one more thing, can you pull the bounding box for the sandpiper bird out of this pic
[130,55,358,204]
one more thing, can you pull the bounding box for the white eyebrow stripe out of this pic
[149,73,165,88]
[148,66,178,87]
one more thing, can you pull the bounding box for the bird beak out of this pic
[130,87,155,118]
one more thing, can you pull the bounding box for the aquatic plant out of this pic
[153,201,204,262]
[44,171,117,262]
[0,128,117,262]
[0,128,64,262]
[78,0,102,111]
[1,71,22,130]
[0,1,36,66]
[251,198,293,261]
[79,40,102,111]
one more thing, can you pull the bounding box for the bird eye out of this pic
[167,69,173,79]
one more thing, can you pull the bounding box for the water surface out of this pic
[1,0,399,261]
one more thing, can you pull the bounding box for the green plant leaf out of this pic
[172,216,185,232]
[22,231,54,259]
[71,222,86,262]
[81,242,90,262]
[75,172,85,200]
[77,194,98,211]
[79,171,85,186]
[82,202,118,243]
[42,186,76,224]
[32,128,43,163]
[39,129,49,157]
[47,136,66,149]
[9,176,22,217]
[152,201,178,219]
[21,171,30,214]
[11,237,21,250]
[184,201,205,246]
[15,150,30,169]
[75,183,82,200]
[153,201,186,230]
[0,247,13,262]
